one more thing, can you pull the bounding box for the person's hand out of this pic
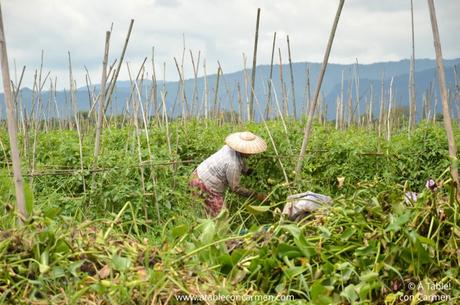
[255,192,268,202]
[243,168,254,176]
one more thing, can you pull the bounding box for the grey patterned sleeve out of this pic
[226,163,241,191]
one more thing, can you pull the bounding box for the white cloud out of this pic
[1,0,459,90]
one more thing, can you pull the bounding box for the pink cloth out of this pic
[189,171,224,217]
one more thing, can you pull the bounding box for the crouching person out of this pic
[190,131,268,217]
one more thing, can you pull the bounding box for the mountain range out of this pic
[1,58,460,121]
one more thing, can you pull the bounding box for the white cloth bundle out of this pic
[283,191,333,220]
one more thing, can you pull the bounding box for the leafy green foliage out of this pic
[0,120,459,303]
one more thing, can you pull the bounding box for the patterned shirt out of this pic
[197,145,246,194]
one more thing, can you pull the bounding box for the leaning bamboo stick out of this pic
[104,19,134,113]
[0,2,26,221]
[295,0,344,177]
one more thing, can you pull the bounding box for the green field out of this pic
[1,119,459,304]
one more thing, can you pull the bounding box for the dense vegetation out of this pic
[0,119,459,304]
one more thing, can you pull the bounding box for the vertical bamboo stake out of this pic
[287,35,296,118]
[0,3,27,221]
[132,66,161,223]
[242,53,250,121]
[265,32,277,119]
[218,61,235,122]
[409,0,417,131]
[173,57,187,122]
[369,83,374,127]
[454,66,460,122]
[305,65,311,116]
[295,0,345,177]
[339,70,344,129]
[278,48,288,117]
[203,60,209,124]
[94,31,111,165]
[387,77,394,141]
[68,52,86,193]
[248,8,261,121]
[354,58,360,122]
[347,73,353,126]
[237,81,243,123]
[335,96,339,129]
[150,47,158,122]
[190,50,200,117]
[432,95,438,123]
[378,73,385,137]
[212,65,221,119]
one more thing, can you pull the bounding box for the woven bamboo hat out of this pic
[225,131,267,154]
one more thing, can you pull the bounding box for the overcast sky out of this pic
[1,0,459,90]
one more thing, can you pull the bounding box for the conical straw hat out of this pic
[225,131,267,154]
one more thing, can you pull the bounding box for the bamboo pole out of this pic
[203,60,209,124]
[104,19,134,113]
[68,52,86,193]
[242,53,250,121]
[237,81,243,123]
[354,58,360,122]
[369,82,374,127]
[409,0,417,131]
[339,69,344,129]
[212,65,221,119]
[190,50,200,117]
[387,77,394,141]
[248,8,260,121]
[347,72,353,126]
[378,72,385,137]
[0,3,27,221]
[287,35,296,118]
[150,47,158,122]
[278,48,288,117]
[94,31,111,165]
[295,0,344,177]
[218,61,235,122]
[454,66,460,122]
[335,96,340,129]
[265,32,276,119]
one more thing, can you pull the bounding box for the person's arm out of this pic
[231,184,267,201]
[227,163,266,201]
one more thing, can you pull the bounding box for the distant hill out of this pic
[1,58,460,121]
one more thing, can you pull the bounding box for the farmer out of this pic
[190,131,268,217]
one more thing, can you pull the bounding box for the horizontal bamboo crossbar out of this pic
[0,150,390,178]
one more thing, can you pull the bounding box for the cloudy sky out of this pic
[1,0,459,89]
